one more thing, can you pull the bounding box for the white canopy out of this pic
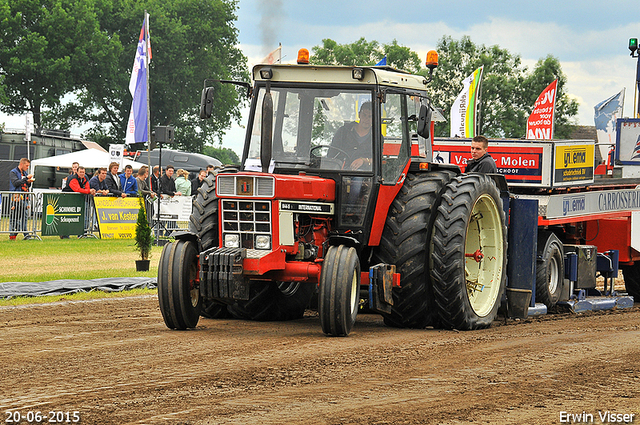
[30,148,148,171]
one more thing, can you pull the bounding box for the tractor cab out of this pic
[238,63,434,240]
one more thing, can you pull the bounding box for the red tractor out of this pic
[158,51,509,336]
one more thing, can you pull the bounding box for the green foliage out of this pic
[134,198,153,260]
[428,36,578,138]
[0,0,248,152]
[0,0,121,127]
[311,38,421,73]
[203,145,240,165]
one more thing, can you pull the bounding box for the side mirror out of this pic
[416,104,432,139]
[200,87,215,119]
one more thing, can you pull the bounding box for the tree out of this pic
[1,0,248,152]
[0,0,121,127]
[311,38,421,73]
[427,36,578,138]
[203,145,239,166]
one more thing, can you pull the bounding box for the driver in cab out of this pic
[331,101,373,170]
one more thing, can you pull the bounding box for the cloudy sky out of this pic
[3,0,640,154]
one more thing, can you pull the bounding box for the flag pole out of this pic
[145,11,152,170]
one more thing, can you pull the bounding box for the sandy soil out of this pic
[1,296,639,425]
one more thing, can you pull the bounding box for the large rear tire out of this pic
[319,245,360,336]
[372,171,454,328]
[536,231,565,308]
[157,240,202,330]
[227,281,315,321]
[431,174,507,330]
[621,262,640,301]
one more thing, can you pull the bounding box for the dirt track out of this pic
[1,296,639,425]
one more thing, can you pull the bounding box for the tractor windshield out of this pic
[244,86,374,172]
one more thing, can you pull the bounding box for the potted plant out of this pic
[134,197,153,271]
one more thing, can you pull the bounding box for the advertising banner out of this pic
[450,67,483,138]
[41,193,85,236]
[433,143,545,185]
[526,80,557,140]
[159,196,193,221]
[94,196,140,239]
[553,144,595,185]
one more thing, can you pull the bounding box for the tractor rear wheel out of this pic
[319,245,360,336]
[190,175,231,319]
[430,174,507,330]
[157,240,202,329]
[227,281,314,321]
[536,231,565,308]
[372,171,454,328]
[621,262,640,301]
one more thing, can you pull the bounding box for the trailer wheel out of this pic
[157,240,202,330]
[372,171,454,328]
[227,281,314,321]
[621,262,640,301]
[319,245,360,336]
[536,231,565,308]
[431,174,507,330]
[190,175,231,318]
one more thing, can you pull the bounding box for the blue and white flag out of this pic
[375,56,387,66]
[594,88,624,161]
[125,14,150,145]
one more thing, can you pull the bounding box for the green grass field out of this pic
[0,236,163,305]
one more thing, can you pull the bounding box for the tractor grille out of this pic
[217,175,275,197]
[221,200,272,250]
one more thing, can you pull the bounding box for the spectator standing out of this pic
[160,165,181,197]
[105,162,126,197]
[191,169,207,195]
[119,164,138,196]
[61,161,80,189]
[175,169,191,196]
[136,166,156,198]
[150,165,161,193]
[206,164,216,175]
[62,166,96,195]
[89,168,110,195]
[8,158,34,240]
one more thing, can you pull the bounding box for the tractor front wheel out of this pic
[319,245,360,336]
[157,240,202,330]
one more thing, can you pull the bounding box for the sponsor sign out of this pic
[94,196,140,239]
[546,188,640,219]
[42,193,85,236]
[432,144,544,184]
[109,144,125,167]
[526,80,557,140]
[159,196,193,221]
[553,144,594,185]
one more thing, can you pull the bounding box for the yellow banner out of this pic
[554,144,595,183]
[94,196,141,239]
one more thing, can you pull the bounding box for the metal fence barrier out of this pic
[1,191,191,240]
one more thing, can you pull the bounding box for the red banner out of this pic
[526,80,557,140]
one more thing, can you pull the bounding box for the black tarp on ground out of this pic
[0,277,157,299]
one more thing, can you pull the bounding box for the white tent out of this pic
[30,148,148,171]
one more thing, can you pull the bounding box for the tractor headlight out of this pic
[255,235,271,250]
[224,234,240,248]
